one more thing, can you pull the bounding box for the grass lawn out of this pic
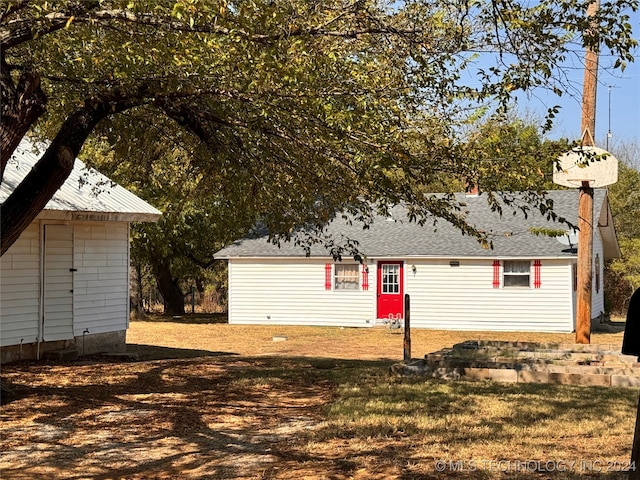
[0,316,636,479]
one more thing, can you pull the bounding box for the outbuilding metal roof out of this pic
[215,189,620,260]
[1,138,161,223]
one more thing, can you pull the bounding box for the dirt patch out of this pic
[1,355,338,479]
[0,319,628,479]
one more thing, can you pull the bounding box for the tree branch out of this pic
[0,0,30,23]
[2,6,424,51]
[1,92,148,255]
[0,53,47,177]
[0,1,100,49]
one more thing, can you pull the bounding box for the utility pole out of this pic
[575,0,600,344]
[580,0,599,148]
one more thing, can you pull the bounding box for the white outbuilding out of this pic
[0,139,161,362]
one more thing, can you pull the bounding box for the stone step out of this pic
[425,354,640,370]
[392,361,640,387]
[395,340,640,387]
[453,340,622,353]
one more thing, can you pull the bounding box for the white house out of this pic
[0,139,161,362]
[215,190,620,332]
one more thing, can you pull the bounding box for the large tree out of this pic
[605,140,640,313]
[82,130,260,314]
[1,0,638,256]
[458,114,571,192]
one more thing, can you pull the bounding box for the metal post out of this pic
[403,294,411,362]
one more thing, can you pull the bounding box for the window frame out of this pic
[502,260,532,288]
[381,263,400,294]
[334,263,360,291]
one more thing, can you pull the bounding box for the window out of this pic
[595,254,601,293]
[382,263,400,293]
[334,264,359,290]
[503,260,530,287]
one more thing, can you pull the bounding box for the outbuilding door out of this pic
[376,261,404,320]
[43,225,75,341]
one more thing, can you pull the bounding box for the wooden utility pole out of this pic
[575,0,599,344]
[580,2,599,148]
[575,183,593,343]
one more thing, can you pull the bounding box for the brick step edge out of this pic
[390,362,640,387]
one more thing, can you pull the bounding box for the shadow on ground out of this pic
[134,312,228,324]
[1,351,636,479]
[592,321,626,334]
[125,343,238,361]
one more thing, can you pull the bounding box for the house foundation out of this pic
[0,330,126,364]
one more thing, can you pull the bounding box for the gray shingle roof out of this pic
[215,190,617,259]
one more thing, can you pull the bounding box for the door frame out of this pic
[376,261,404,320]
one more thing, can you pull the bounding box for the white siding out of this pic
[73,223,129,335]
[405,259,575,332]
[229,257,577,332]
[229,259,374,327]
[0,224,40,346]
[1,221,130,348]
[592,229,606,318]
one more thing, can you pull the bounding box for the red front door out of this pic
[377,261,404,319]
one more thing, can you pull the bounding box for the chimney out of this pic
[465,178,480,196]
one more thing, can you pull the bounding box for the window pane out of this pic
[382,264,400,293]
[335,264,359,290]
[504,275,530,287]
[503,260,530,288]
[504,261,530,273]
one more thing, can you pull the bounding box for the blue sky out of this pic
[525,9,640,145]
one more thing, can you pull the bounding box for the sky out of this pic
[521,9,640,146]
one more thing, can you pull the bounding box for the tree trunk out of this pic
[153,257,185,316]
[0,94,145,256]
[196,276,205,296]
[129,263,146,319]
[1,140,76,255]
[0,55,47,178]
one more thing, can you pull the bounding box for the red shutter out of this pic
[362,264,369,291]
[533,260,542,288]
[325,263,332,290]
[492,260,500,288]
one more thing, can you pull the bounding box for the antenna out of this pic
[607,85,613,150]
